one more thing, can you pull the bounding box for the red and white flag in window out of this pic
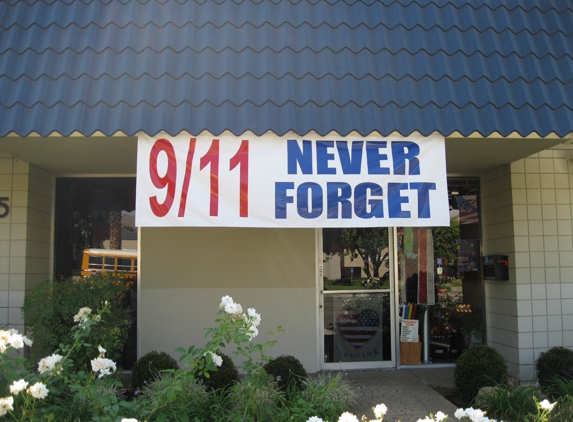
[455,195,478,225]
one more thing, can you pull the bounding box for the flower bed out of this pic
[0,296,561,421]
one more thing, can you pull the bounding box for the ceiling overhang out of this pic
[0,132,571,176]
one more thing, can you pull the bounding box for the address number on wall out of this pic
[0,197,9,218]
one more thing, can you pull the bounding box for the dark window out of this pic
[104,257,115,270]
[117,258,132,271]
[88,256,103,268]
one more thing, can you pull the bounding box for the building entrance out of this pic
[321,228,396,369]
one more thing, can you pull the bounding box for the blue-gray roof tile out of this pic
[0,0,572,137]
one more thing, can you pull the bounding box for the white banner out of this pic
[136,132,449,228]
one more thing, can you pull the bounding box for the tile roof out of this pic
[0,0,572,137]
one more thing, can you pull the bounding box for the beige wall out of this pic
[481,149,573,382]
[138,227,320,372]
[0,152,53,333]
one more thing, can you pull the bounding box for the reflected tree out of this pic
[339,228,389,278]
[432,217,460,272]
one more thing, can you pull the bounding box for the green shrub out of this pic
[550,393,573,422]
[545,375,573,401]
[297,372,358,421]
[475,382,539,422]
[263,354,308,393]
[131,350,179,391]
[454,345,508,402]
[536,347,573,390]
[22,273,134,372]
[198,352,239,392]
[139,373,212,421]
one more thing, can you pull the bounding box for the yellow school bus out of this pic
[81,248,138,281]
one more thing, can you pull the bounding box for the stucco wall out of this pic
[482,149,573,382]
[138,227,319,372]
[0,152,53,333]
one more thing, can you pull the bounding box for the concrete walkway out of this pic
[337,367,459,422]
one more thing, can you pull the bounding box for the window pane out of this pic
[324,292,391,363]
[104,257,115,270]
[117,258,132,271]
[323,228,389,290]
[88,256,102,268]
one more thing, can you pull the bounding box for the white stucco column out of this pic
[0,151,53,334]
[482,149,573,382]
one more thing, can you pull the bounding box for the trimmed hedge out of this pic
[454,345,508,402]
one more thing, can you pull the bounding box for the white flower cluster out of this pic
[338,412,359,422]
[244,307,262,340]
[219,296,262,340]
[91,357,117,378]
[9,379,28,395]
[0,397,13,416]
[417,410,447,422]
[38,353,64,375]
[90,343,116,378]
[205,351,223,367]
[0,328,33,353]
[220,295,243,315]
[334,404,387,422]
[306,404,444,422]
[4,379,49,405]
[454,407,495,422]
[373,404,387,419]
[334,403,388,422]
[539,399,556,411]
[73,306,100,325]
[27,382,49,399]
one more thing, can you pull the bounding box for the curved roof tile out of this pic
[0,0,572,137]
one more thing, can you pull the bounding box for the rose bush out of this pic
[5,294,560,421]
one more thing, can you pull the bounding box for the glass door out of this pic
[321,228,396,369]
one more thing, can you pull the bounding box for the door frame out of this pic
[318,228,397,370]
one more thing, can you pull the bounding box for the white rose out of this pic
[9,334,24,349]
[373,404,387,418]
[10,379,28,394]
[338,412,359,422]
[38,354,63,375]
[27,382,49,399]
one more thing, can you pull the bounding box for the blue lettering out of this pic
[392,141,420,175]
[297,182,323,218]
[388,183,410,218]
[410,182,436,218]
[287,140,313,174]
[337,141,363,174]
[327,182,352,218]
[354,183,383,218]
[275,182,295,218]
[366,141,390,174]
[317,141,336,174]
